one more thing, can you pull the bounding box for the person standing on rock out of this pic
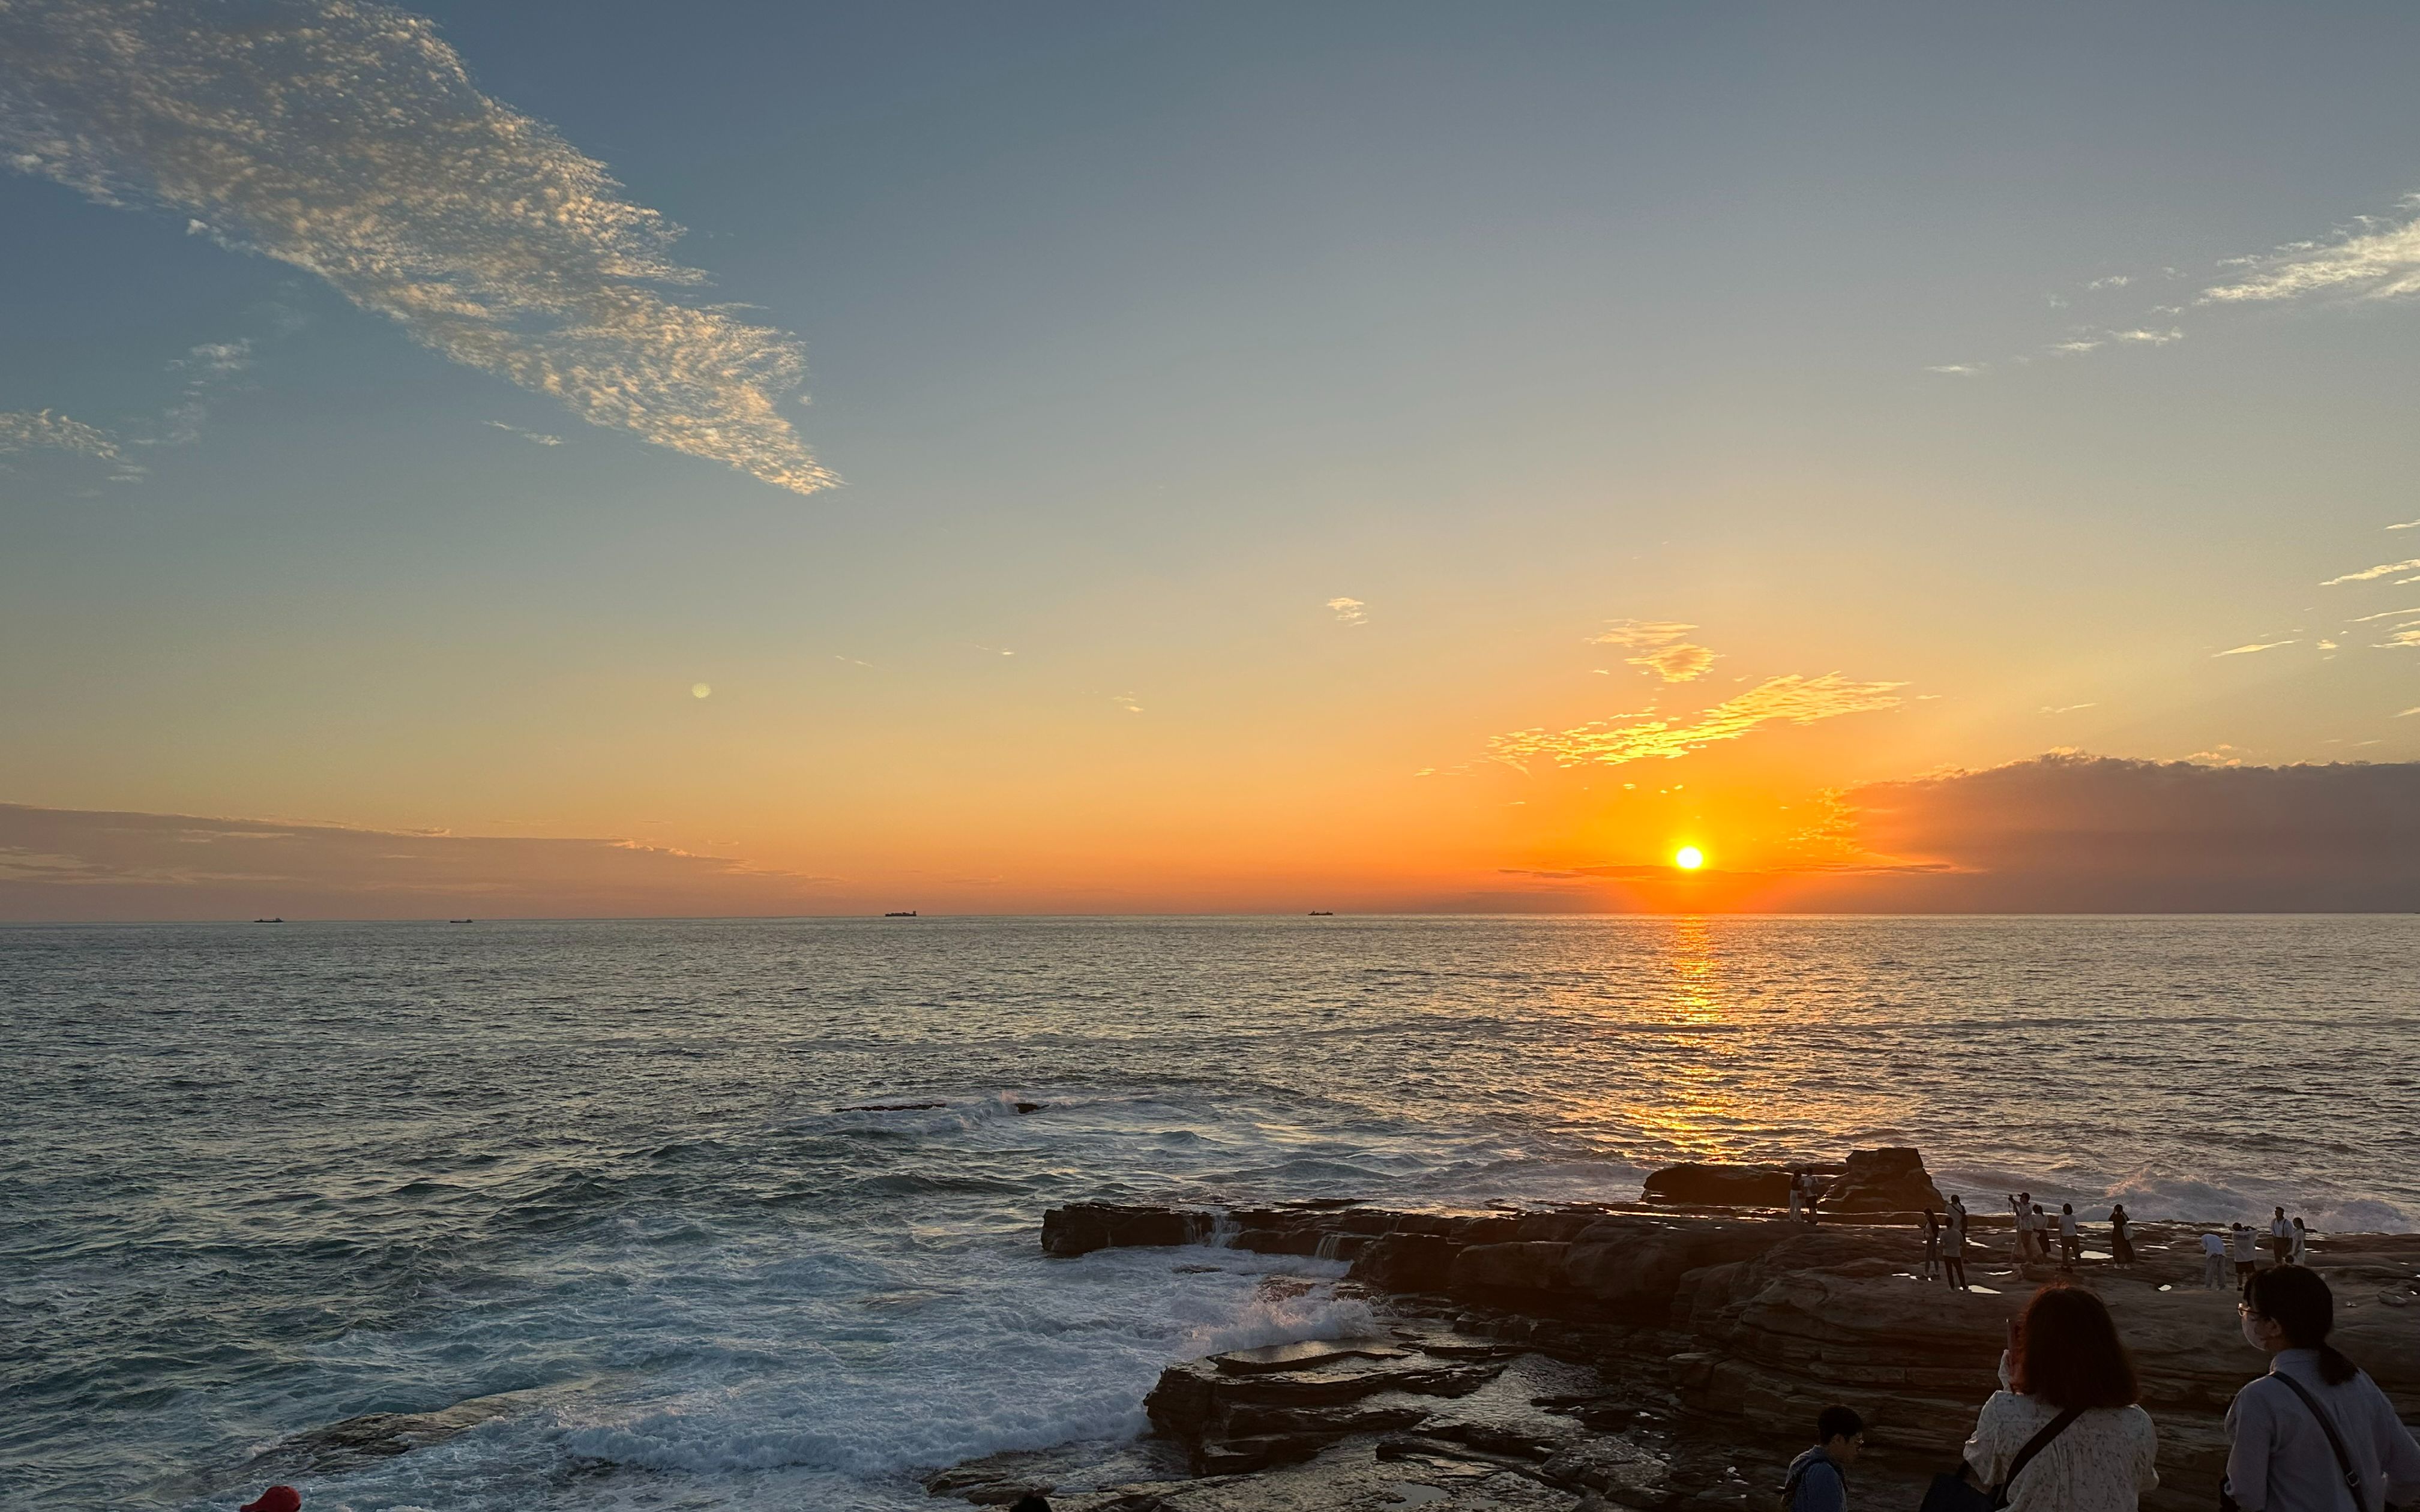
[1961,1285,2159,1511]
[2109,1204,2134,1266]
[2225,1264,2420,1511]
[2234,1223,2262,1295]
[2269,1208,2293,1269]
[2204,1229,2231,1290]
[1946,1195,1972,1291]
[2011,1192,2043,1262]
[1787,1168,1804,1223]
[1924,1208,1943,1280]
[2058,1204,2083,1270]
[1783,1404,1863,1511]
[2290,1217,2308,1266]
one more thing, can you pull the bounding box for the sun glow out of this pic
[1673,845,1705,871]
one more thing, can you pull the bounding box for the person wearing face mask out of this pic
[2225,1265,2420,1511]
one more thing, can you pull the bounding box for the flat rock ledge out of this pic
[960,1178,2420,1512]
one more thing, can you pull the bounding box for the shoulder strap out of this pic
[2269,1370,2365,1503]
[1993,1406,2084,1501]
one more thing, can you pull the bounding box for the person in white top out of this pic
[2233,1223,2262,1295]
[1962,1283,2159,1511]
[2203,1231,2230,1289]
[2009,1192,2036,1262]
[2057,1203,2083,1269]
[2226,1265,2420,1511]
[1786,1168,1802,1223]
[2269,1208,2293,1268]
[2289,1219,2308,1266]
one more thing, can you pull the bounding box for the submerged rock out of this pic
[1043,1202,1217,1256]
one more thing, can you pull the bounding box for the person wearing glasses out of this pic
[2226,1266,2420,1511]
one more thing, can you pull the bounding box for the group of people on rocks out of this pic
[2205,1211,2312,1293]
[1913,1193,2310,1293]
[1785,1265,2420,1511]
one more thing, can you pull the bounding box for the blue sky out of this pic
[5,2,2420,913]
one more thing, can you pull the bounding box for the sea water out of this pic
[6,914,2416,1510]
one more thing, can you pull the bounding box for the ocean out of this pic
[5,914,2416,1511]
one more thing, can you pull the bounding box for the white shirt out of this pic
[2272,1216,2292,1238]
[2235,1228,2261,1261]
[2205,1232,2229,1257]
[1966,1390,2160,1512]
[2060,1213,2080,1238]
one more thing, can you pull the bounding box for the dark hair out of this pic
[1009,1497,1053,1512]
[2062,1203,2073,1213]
[2012,1285,2140,1408]
[2245,1265,2357,1384]
[1816,1404,1864,1444]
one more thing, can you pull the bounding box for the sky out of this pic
[5,0,2420,917]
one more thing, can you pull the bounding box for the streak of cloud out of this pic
[0,407,118,457]
[1584,619,1718,682]
[486,421,564,446]
[2202,195,2420,305]
[1488,672,1905,769]
[0,802,838,920]
[1326,596,1368,626]
[1924,363,1985,376]
[2322,559,2420,586]
[2214,640,2296,656]
[0,0,834,495]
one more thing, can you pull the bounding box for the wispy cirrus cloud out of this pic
[2201,195,2420,305]
[0,407,118,458]
[2322,558,2420,586]
[1585,619,1718,682]
[2214,639,2297,656]
[1326,596,1368,626]
[0,0,833,495]
[1488,672,1905,769]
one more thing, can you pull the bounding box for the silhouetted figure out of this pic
[1945,1195,1972,1291]
[1784,1403,1864,1510]
[1924,1208,1943,1280]
[1961,1285,2158,1510]
[2226,1265,2420,1511]
[2269,1208,2293,1268]
[2108,1204,2134,1266]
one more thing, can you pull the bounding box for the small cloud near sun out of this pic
[1326,597,1368,626]
[1112,694,1143,714]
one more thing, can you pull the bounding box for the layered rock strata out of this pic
[1016,1182,2420,1512]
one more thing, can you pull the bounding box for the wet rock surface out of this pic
[976,1158,2420,1512]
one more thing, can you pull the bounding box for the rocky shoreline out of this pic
[936,1151,2420,1512]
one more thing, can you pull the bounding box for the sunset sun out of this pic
[1673,846,1705,871]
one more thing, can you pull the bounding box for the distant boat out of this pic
[883,910,918,917]
[253,917,283,923]
[1307,910,1334,916]
[449,918,474,924]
